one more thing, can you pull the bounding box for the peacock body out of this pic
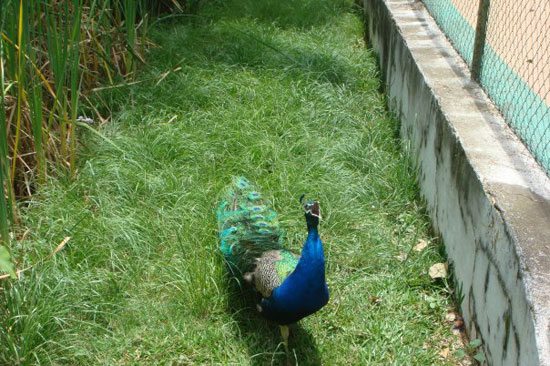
[216,177,329,334]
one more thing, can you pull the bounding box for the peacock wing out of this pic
[250,249,300,298]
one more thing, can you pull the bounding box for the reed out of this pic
[0,0,15,274]
[0,0,190,273]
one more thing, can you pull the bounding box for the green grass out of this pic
[1,0,459,364]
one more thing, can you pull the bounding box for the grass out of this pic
[1,0,460,364]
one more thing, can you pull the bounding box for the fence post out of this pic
[471,0,490,82]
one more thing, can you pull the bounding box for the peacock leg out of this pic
[279,325,290,356]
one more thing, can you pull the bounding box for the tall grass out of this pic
[0,0,194,274]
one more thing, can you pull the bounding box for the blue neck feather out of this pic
[260,214,329,325]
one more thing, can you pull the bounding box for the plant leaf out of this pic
[413,239,428,252]
[0,245,16,278]
[445,311,456,322]
[453,348,466,359]
[395,251,407,261]
[429,262,448,279]
[469,338,482,348]
[473,351,486,363]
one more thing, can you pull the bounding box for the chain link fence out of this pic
[423,0,550,175]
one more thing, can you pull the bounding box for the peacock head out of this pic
[300,194,321,228]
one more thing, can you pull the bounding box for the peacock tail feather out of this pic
[217,177,287,276]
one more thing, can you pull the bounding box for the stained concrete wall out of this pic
[362,1,550,365]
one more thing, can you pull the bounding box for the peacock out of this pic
[216,177,329,354]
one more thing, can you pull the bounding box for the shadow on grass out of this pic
[225,279,322,366]
[91,0,373,117]
[145,0,364,87]
[198,0,352,30]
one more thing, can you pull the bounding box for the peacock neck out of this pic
[305,214,319,233]
[264,215,328,324]
[301,222,323,264]
[307,224,319,236]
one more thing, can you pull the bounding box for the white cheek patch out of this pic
[311,202,321,218]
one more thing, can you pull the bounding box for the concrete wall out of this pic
[362,1,550,365]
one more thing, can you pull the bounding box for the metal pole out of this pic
[471,0,491,82]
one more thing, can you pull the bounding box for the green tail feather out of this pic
[217,177,283,275]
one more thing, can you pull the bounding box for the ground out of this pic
[1,0,459,364]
